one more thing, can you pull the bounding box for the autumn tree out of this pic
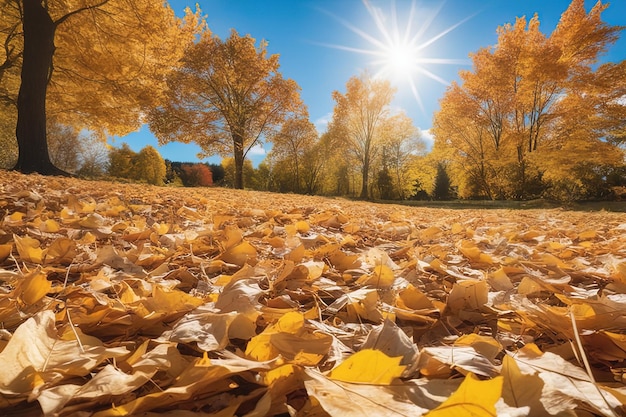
[47,121,81,173]
[134,146,166,186]
[328,72,396,199]
[76,134,109,177]
[379,112,425,200]
[107,144,166,185]
[0,0,202,175]
[149,29,303,189]
[108,143,136,180]
[180,163,213,187]
[267,114,318,193]
[433,0,625,200]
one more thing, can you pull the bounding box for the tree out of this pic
[108,143,136,179]
[328,72,396,199]
[267,114,318,193]
[432,163,452,200]
[180,163,213,187]
[149,29,303,189]
[380,112,425,200]
[76,134,109,178]
[1,0,202,174]
[433,0,625,200]
[48,121,81,173]
[134,146,166,185]
[107,144,166,185]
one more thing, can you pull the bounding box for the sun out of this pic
[319,0,473,111]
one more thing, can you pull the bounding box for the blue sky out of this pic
[114,0,626,166]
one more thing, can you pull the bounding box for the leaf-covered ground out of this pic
[1,171,625,417]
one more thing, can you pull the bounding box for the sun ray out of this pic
[317,0,474,111]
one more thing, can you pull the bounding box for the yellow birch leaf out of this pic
[458,240,493,264]
[356,264,395,288]
[517,276,544,295]
[4,211,25,225]
[264,364,296,385]
[274,311,305,334]
[13,234,44,264]
[295,220,310,233]
[426,373,503,417]
[151,285,203,312]
[454,334,502,362]
[16,269,51,305]
[40,218,61,233]
[397,284,434,310]
[220,241,257,266]
[0,243,12,262]
[343,222,360,233]
[328,249,360,271]
[328,349,405,385]
[578,230,597,240]
[501,355,546,414]
[447,280,489,311]
[284,243,305,263]
[45,238,77,265]
[222,224,243,249]
[487,267,514,291]
[80,231,97,244]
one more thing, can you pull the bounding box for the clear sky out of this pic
[114,0,626,166]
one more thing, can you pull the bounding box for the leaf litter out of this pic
[0,171,625,416]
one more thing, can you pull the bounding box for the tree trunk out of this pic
[233,134,245,189]
[360,160,369,199]
[13,0,64,175]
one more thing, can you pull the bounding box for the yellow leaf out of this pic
[447,280,489,311]
[45,238,77,265]
[5,211,25,225]
[220,241,257,266]
[264,363,296,385]
[0,243,12,262]
[328,349,405,385]
[397,284,434,310]
[274,311,305,334]
[16,269,51,305]
[356,264,395,288]
[454,334,502,362]
[501,355,547,415]
[578,230,597,240]
[284,243,305,263]
[458,240,493,264]
[426,373,503,417]
[295,220,310,233]
[487,267,514,291]
[39,218,61,233]
[13,234,44,264]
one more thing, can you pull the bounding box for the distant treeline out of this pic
[165,160,225,187]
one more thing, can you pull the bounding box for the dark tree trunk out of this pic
[233,134,245,189]
[360,152,370,199]
[13,0,65,175]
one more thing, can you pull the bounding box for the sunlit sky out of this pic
[115,0,626,165]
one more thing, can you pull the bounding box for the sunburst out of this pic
[319,0,473,112]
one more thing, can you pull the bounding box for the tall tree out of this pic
[1,0,201,174]
[267,114,318,193]
[433,0,625,200]
[328,72,395,199]
[149,30,303,189]
[379,111,425,200]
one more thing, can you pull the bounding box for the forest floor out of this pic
[1,171,625,416]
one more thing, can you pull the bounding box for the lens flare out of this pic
[319,0,474,112]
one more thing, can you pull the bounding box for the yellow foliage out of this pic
[426,373,503,417]
[328,349,405,385]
